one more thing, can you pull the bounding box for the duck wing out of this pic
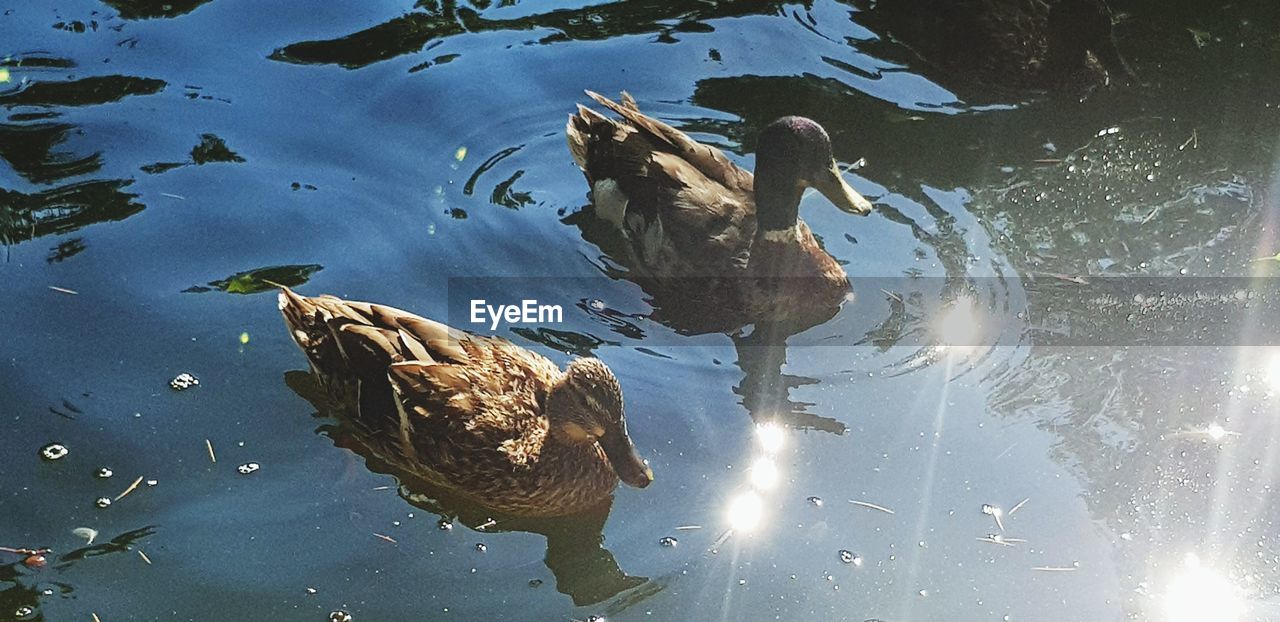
[567,91,755,274]
[279,288,558,466]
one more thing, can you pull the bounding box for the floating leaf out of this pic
[184,264,323,294]
[454,146,467,162]
[0,68,10,83]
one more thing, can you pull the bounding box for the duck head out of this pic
[548,358,653,488]
[1043,0,1134,86]
[753,116,873,236]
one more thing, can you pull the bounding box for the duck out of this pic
[277,287,653,517]
[566,91,873,334]
[854,0,1133,92]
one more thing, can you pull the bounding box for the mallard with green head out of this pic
[855,0,1134,92]
[277,287,653,517]
[567,91,874,333]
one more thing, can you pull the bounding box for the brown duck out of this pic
[277,287,653,517]
[567,91,873,333]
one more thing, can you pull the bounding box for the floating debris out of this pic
[1032,565,1078,572]
[95,467,114,479]
[169,373,199,390]
[329,611,352,622]
[146,479,158,487]
[73,527,98,544]
[372,533,397,544]
[40,443,69,461]
[674,525,702,531]
[981,503,1006,531]
[586,615,606,622]
[237,462,260,475]
[474,543,487,553]
[849,500,895,515]
[454,146,468,162]
[239,332,250,345]
[205,439,216,463]
[977,534,1026,547]
[476,518,497,531]
[839,550,863,566]
[587,298,606,311]
[95,497,112,509]
[1009,498,1030,515]
[807,496,824,507]
[658,536,678,548]
[47,285,78,295]
[23,554,46,568]
[305,587,317,595]
[14,606,33,618]
[137,549,152,564]
[528,579,543,588]
[437,519,453,531]
[115,476,144,501]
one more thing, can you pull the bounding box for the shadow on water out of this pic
[283,370,649,608]
[0,527,157,622]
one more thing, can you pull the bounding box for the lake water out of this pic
[3,1,1279,620]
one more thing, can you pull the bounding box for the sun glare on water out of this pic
[1163,554,1246,622]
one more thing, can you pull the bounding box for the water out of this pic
[2,1,1279,620]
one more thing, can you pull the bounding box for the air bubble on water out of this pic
[237,462,260,475]
[807,496,823,507]
[95,497,111,508]
[839,550,863,566]
[659,536,678,548]
[96,467,113,478]
[40,443,68,461]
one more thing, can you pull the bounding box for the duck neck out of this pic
[753,161,804,241]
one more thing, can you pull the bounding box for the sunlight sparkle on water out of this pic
[749,456,780,491]
[933,295,983,350]
[1266,353,1280,393]
[1163,554,1245,622]
[727,491,765,533]
[755,422,785,454]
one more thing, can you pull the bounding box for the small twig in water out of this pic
[674,525,703,531]
[848,500,896,515]
[48,285,78,295]
[1009,498,1030,515]
[373,533,398,544]
[205,439,216,463]
[137,549,152,564]
[1032,566,1077,572]
[114,476,145,502]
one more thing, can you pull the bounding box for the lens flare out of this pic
[749,456,780,490]
[727,491,765,533]
[1163,554,1245,622]
[755,422,785,455]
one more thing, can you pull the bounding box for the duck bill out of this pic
[810,161,873,216]
[598,432,653,488]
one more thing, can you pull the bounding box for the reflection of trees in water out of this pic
[284,371,647,607]
[99,0,215,20]
[0,61,166,257]
[270,0,803,69]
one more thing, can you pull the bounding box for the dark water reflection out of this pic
[2,0,1279,620]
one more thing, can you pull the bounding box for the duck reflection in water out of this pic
[284,369,647,607]
[567,91,874,434]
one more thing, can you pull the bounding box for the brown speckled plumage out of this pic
[278,287,651,517]
[566,91,872,334]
